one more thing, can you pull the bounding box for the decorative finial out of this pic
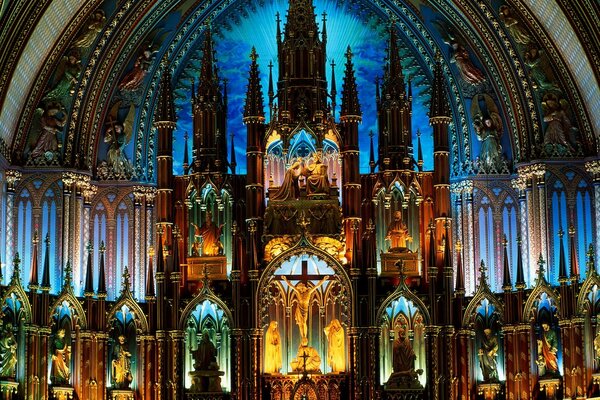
[11,253,21,283]
[455,240,462,252]
[250,46,258,62]
[537,254,546,279]
[587,244,595,274]
[366,218,375,234]
[148,246,155,258]
[297,211,310,233]
[121,265,131,294]
[568,225,575,237]
[64,260,73,288]
[345,46,353,60]
[87,240,93,253]
[502,234,508,248]
[558,228,564,238]
[100,241,106,253]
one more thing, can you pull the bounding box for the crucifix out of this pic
[277,258,329,341]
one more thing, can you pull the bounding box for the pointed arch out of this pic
[49,291,87,329]
[179,285,234,330]
[107,295,149,334]
[1,285,32,325]
[523,277,560,322]
[462,287,504,328]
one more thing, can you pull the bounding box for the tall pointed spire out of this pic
[558,228,568,282]
[430,52,451,119]
[28,231,40,289]
[146,246,156,299]
[243,47,265,121]
[198,22,218,98]
[417,129,424,170]
[41,234,51,291]
[230,132,237,174]
[369,130,376,173]
[10,253,21,286]
[84,241,95,297]
[268,60,274,111]
[330,59,337,118]
[340,46,361,118]
[515,236,525,289]
[183,132,189,174]
[321,11,327,45]
[97,241,107,296]
[502,235,512,291]
[156,60,176,124]
[387,22,405,88]
[455,240,465,294]
[172,228,180,274]
[568,225,580,281]
[62,260,73,291]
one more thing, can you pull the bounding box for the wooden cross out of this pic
[276,259,323,284]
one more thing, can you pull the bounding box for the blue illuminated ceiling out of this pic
[171,0,433,174]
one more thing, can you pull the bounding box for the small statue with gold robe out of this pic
[324,319,345,372]
[386,211,412,250]
[264,321,282,374]
[51,329,71,385]
[191,211,224,256]
[111,335,133,389]
[0,321,17,378]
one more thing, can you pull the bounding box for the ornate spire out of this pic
[478,259,490,289]
[120,265,131,296]
[369,130,376,173]
[340,46,361,119]
[568,225,579,281]
[455,240,465,294]
[62,260,73,291]
[330,59,337,118]
[156,60,176,124]
[502,235,512,291]
[98,241,107,296]
[84,241,95,297]
[197,23,219,98]
[28,231,40,289]
[183,132,189,174]
[558,228,568,282]
[321,11,327,44]
[41,234,51,291]
[243,47,265,121]
[10,253,21,286]
[268,60,274,110]
[156,229,165,274]
[417,129,424,170]
[387,22,405,89]
[172,228,180,274]
[230,132,237,174]
[284,0,319,41]
[515,236,525,289]
[587,244,596,276]
[146,246,156,300]
[536,254,546,282]
[430,52,451,119]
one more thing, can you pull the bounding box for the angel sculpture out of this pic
[524,45,560,92]
[101,102,135,179]
[118,47,156,92]
[435,22,486,86]
[29,103,66,163]
[499,6,531,45]
[542,93,575,153]
[42,50,81,109]
[471,94,503,173]
[72,9,106,50]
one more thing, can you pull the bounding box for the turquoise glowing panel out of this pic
[172,0,433,174]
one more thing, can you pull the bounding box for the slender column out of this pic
[513,175,529,286]
[61,173,75,277]
[464,183,475,294]
[134,187,145,297]
[585,160,600,261]
[72,181,84,294]
[250,328,261,400]
[456,329,474,399]
[533,164,549,266]
[4,170,21,281]
[450,184,463,275]
[425,325,441,400]
[347,326,360,400]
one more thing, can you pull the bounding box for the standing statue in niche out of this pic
[51,329,71,385]
[386,211,412,250]
[111,335,133,389]
[478,328,499,382]
[270,159,304,201]
[324,319,345,372]
[281,275,329,341]
[304,152,330,196]
[264,321,282,374]
[536,322,559,377]
[193,331,219,371]
[471,94,504,173]
[191,211,224,256]
[0,321,17,378]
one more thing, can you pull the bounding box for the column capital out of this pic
[4,169,21,191]
[585,159,600,180]
[450,179,473,195]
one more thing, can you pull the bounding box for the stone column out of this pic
[425,325,441,400]
[61,173,75,277]
[532,164,549,267]
[512,175,529,285]
[463,182,475,294]
[456,329,474,399]
[4,170,21,281]
[133,187,145,298]
[585,160,600,261]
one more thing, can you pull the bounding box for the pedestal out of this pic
[189,370,225,393]
[109,389,135,400]
[476,383,501,400]
[384,371,424,399]
[50,386,74,400]
[380,251,419,278]
[539,378,560,400]
[0,381,18,399]
[187,256,227,283]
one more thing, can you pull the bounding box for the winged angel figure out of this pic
[97,103,135,180]
[471,94,505,174]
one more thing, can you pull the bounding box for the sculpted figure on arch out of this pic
[282,275,328,341]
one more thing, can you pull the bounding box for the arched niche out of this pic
[1,287,32,386]
[577,268,600,379]
[49,292,87,387]
[376,279,430,387]
[180,290,233,392]
[526,290,562,378]
[258,241,352,375]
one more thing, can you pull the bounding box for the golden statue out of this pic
[386,211,412,250]
[192,211,223,256]
[51,329,71,385]
[264,321,282,374]
[324,319,345,372]
[282,275,329,340]
[594,331,600,368]
[111,335,133,389]
[270,159,303,201]
[304,152,330,196]
[0,321,17,378]
[290,338,321,372]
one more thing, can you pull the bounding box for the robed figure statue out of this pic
[392,327,416,375]
[0,321,17,378]
[193,331,219,371]
[51,329,71,385]
[478,328,499,382]
[191,211,224,256]
[264,321,282,374]
[111,335,133,389]
[324,319,345,373]
[536,322,559,377]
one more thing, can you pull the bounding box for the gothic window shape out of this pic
[114,200,131,299]
[182,298,231,391]
[501,195,519,287]
[108,304,137,390]
[550,179,568,284]
[259,251,350,375]
[379,296,427,386]
[15,188,32,284]
[41,187,60,293]
[92,200,107,287]
[477,196,496,290]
